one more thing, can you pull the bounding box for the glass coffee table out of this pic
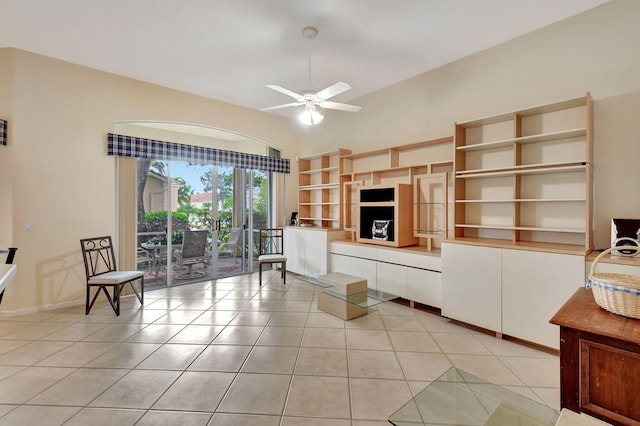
[298,274,398,308]
[388,368,559,426]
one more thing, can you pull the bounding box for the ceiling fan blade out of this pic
[318,100,362,112]
[266,85,304,102]
[260,102,303,112]
[316,81,352,100]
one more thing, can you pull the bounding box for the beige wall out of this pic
[0,49,13,247]
[304,0,640,249]
[0,49,300,312]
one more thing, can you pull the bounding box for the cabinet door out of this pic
[303,230,328,277]
[442,243,502,332]
[377,262,407,298]
[329,253,352,274]
[408,268,441,308]
[351,257,377,290]
[284,228,305,275]
[502,249,583,349]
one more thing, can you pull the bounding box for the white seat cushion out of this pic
[259,254,287,262]
[88,270,144,285]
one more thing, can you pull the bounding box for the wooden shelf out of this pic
[455,224,586,233]
[360,201,395,207]
[341,137,452,160]
[456,162,587,178]
[299,202,340,206]
[340,136,454,249]
[453,93,593,251]
[457,198,586,203]
[357,183,418,248]
[444,237,589,256]
[298,183,340,190]
[297,149,351,229]
[456,95,587,128]
[456,128,587,152]
[299,166,340,175]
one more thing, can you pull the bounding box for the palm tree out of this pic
[137,158,152,224]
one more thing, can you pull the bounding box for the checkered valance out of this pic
[0,119,6,146]
[107,133,289,174]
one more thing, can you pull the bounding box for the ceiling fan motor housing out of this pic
[302,26,318,39]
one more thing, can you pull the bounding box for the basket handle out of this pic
[590,246,640,276]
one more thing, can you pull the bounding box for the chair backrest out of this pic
[1,248,17,265]
[80,236,117,279]
[259,228,284,256]
[227,227,242,256]
[181,230,208,259]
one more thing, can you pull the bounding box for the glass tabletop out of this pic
[322,287,398,308]
[297,275,398,308]
[388,368,559,426]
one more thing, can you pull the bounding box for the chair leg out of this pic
[101,285,119,316]
[129,277,144,306]
[85,285,91,315]
[114,284,120,316]
[282,261,286,284]
[86,285,105,315]
[259,263,263,286]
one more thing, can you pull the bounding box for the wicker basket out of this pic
[586,246,640,319]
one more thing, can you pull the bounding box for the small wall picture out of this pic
[290,212,298,226]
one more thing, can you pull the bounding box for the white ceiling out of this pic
[0,0,608,117]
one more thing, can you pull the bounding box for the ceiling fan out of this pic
[260,26,361,125]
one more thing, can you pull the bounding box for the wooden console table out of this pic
[550,288,640,426]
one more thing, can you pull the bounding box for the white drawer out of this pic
[329,242,377,259]
[377,248,441,271]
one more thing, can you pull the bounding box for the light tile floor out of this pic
[0,271,560,425]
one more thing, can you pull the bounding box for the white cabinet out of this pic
[442,241,584,349]
[329,253,351,276]
[328,241,442,308]
[285,227,306,274]
[441,243,502,332]
[377,262,408,298]
[408,268,441,309]
[285,227,344,277]
[502,249,583,348]
[328,253,378,290]
[352,257,378,290]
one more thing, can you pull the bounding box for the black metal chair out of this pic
[258,228,287,286]
[1,248,17,265]
[80,236,144,315]
[0,248,17,306]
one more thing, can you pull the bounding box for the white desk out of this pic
[0,264,17,294]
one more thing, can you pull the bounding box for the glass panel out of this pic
[414,173,446,236]
[212,166,244,277]
[169,161,215,285]
[389,367,559,426]
[249,169,269,271]
[137,160,260,288]
[137,158,170,289]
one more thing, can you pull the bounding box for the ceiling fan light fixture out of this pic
[298,101,324,126]
[299,104,323,126]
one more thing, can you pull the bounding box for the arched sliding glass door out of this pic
[112,121,288,290]
[136,159,271,289]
